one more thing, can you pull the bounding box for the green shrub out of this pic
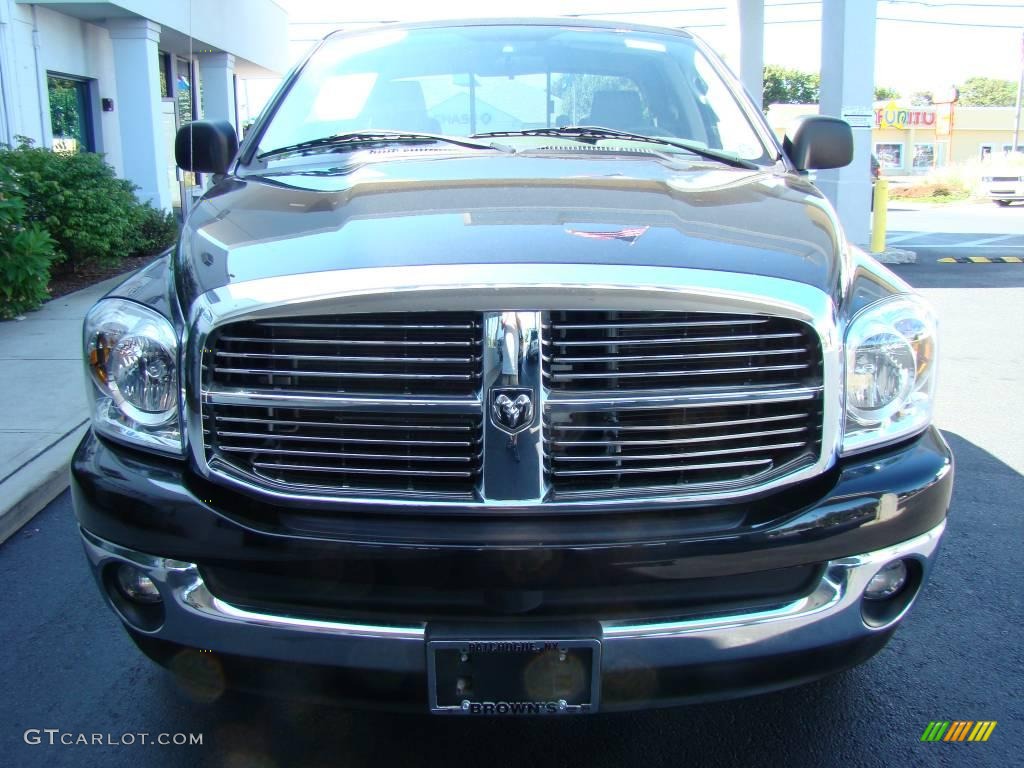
[0,167,56,318]
[133,203,180,258]
[0,137,177,268]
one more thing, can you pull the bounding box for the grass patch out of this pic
[888,180,970,204]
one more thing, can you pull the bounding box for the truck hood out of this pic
[176,154,844,309]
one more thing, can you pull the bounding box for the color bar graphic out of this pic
[921,721,996,742]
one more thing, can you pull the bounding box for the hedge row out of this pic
[0,138,179,319]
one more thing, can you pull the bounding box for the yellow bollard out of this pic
[871,179,889,253]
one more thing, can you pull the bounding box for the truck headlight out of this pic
[842,295,937,454]
[84,299,183,455]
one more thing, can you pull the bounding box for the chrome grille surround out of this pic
[186,264,841,513]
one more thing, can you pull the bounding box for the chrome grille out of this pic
[207,312,483,396]
[543,311,820,391]
[544,394,823,495]
[197,304,828,507]
[203,404,483,497]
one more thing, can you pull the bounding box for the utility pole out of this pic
[1015,30,1024,154]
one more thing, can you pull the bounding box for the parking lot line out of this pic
[909,244,1024,249]
[937,256,1024,263]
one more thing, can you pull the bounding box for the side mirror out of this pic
[783,115,853,171]
[174,120,238,175]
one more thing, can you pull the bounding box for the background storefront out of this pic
[768,101,1024,175]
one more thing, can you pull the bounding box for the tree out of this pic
[874,87,900,101]
[47,78,82,143]
[910,90,934,106]
[957,77,1017,107]
[762,65,819,106]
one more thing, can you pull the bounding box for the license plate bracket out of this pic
[427,638,601,715]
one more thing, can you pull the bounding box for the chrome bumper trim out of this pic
[80,520,944,671]
[601,519,945,638]
[80,529,425,643]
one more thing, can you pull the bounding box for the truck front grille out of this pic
[199,308,826,506]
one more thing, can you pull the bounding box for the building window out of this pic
[912,143,935,171]
[176,57,196,126]
[1002,144,1024,155]
[980,144,993,161]
[874,142,904,170]
[158,52,173,98]
[47,74,94,153]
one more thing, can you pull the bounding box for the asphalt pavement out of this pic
[1,217,1021,767]
[887,200,1024,262]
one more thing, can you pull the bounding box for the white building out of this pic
[0,0,288,213]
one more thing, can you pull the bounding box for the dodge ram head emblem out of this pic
[490,387,535,435]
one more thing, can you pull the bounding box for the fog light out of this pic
[864,560,908,600]
[115,563,161,604]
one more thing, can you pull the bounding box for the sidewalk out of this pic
[0,275,125,543]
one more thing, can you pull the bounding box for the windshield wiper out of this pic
[258,130,508,160]
[470,126,759,170]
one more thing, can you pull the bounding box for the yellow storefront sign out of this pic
[875,100,936,130]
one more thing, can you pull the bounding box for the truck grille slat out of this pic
[547,332,802,347]
[215,415,476,431]
[542,318,769,330]
[250,462,477,478]
[552,412,806,431]
[549,363,810,381]
[550,441,807,462]
[547,425,809,447]
[212,367,477,381]
[216,431,478,446]
[216,336,478,347]
[255,321,478,330]
[223,446,482,463]
[548,347,808,363]
[215,352,479,364]
[552,458,774,477]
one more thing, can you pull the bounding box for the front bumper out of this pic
[82,521,943,711]
[73,426,953,711]
[982,185,1024,200]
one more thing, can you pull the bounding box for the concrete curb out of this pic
[868,247,917,265]
[0,424,88,544]
[0,272,130,546]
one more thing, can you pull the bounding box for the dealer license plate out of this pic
[427,638,600,715]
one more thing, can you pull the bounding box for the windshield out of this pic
[254,24,774,164]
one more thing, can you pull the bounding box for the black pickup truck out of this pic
[73,19,951,714]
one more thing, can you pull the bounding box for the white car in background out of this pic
[980,170,1024,206]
